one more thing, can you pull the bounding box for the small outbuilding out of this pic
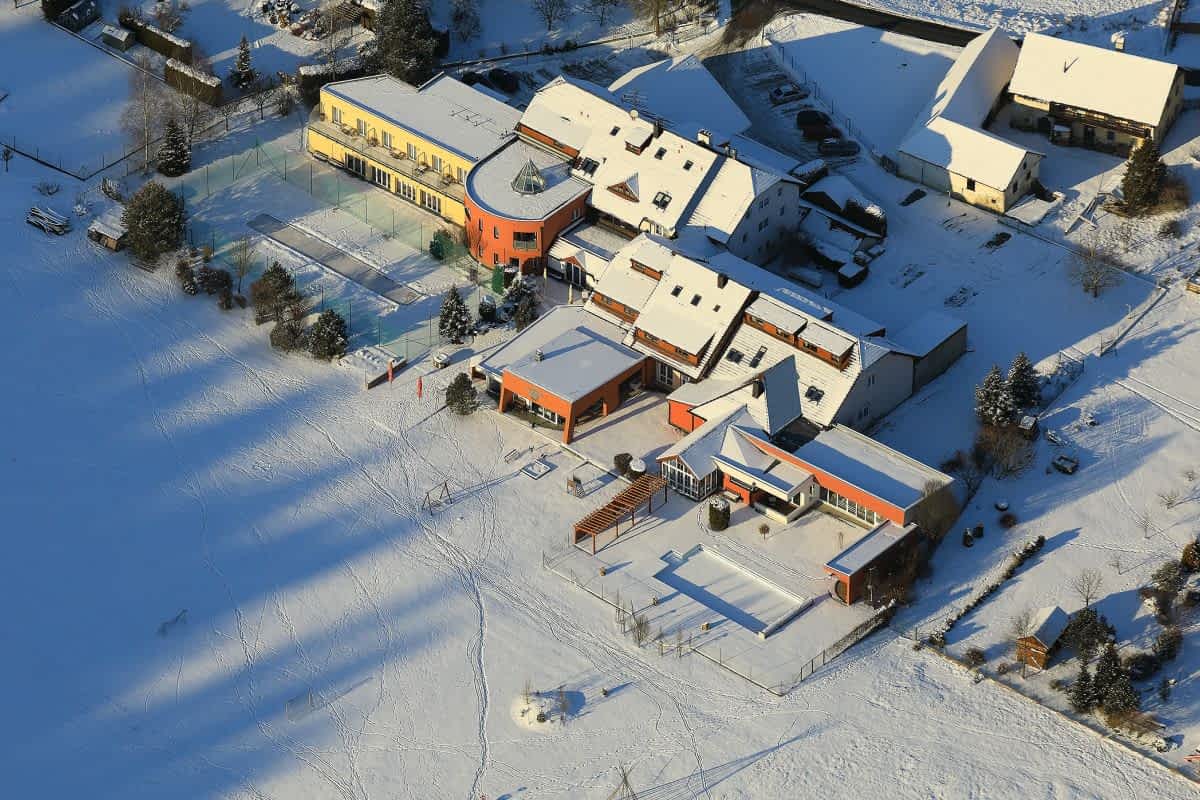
[101,24,136,51]
[87,212,127,251]
[1016,605,1069,669]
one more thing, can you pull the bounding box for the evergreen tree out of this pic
[122,180,184,262]
[230,35,256,90]
[513,293,537,332]
[1151,560,1184,595]
[1069,665,1097,713]
[503,274,538,308]
[1182,538,1200,573]
[308,310,348,360]
[250,261,300,321]
[370,0,437,86]
[156,117,191,177]
[974,365,1015,427]
[1101,669,1140,715]
[438,286,473,343]
[1121,139,1167,214]
[1006,351,1039,411]
[1093,643,1122,698]
[445,372,478,415]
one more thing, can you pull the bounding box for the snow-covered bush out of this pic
[308,310,348,360]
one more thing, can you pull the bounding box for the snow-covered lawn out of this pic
[3,136,1197,795]
[0,6,136,175]
[431,0,641,61]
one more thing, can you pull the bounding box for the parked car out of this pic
[801,124,842,141]
[818,137,861,157]
[795,108,831,127]
[769,83,810,105]
[487,68,520,94]
[1052,454,1080,474]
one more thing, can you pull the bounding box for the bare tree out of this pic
[1009,605,1036,640]
[1068,235,1122,298]
[631,612,650,646]
[522,678,532,705]
[531,0,569,31]
[121,53,171,173]
[1071,568,1104,608]
[450,0,481,41]
[218,96,243,132]
[171,49,217,145]
[586,0,623,25]
[231,236,256,295]
[250,74,278,121]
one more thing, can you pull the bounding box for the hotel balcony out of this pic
[307,109,466,204]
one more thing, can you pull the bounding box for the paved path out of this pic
[248,213,420,306]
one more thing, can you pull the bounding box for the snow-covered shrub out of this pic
[308,310,348,360]
[445,372,478,415]
[708,499,730,531]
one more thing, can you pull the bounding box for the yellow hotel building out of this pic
[306,73,521,227]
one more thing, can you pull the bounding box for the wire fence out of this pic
[176,136,497,359]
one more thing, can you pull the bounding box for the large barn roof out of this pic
[1010,33,1179,126]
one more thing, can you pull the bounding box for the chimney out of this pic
[534,348,544,362]
[697,129,711,147]
[751,380,764,399]
[716,272,728,289]
[725,144,738,161]
[629,108,640,120]
[653,119,663,138]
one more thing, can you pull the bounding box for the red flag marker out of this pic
[416,375,423,400]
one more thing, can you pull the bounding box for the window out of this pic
[345,154,366,175]
[748,347,767,368]
[1107,130,1115,141]
[357,119,366,136]
[370,166,390,190]
[420,191,442,214]
[571,207,581,220]
[652,191,671,210]
[713,305,720,312]
[331,107,342,124]
[478,219,483,231]
[493,253,499,265]
[654,147,666,160]
[431,155,443,174]
[513,231,537,251]
[382,131,392,149]
[407,143,418,161]
[399,181,416,202]
[725,349,744,364]
[742,233,747,243]
[689,294,701,306]
[456,166,464,183]
[966,178,976,191]
[579,158,599,176]
[610,126,621,136]
[493,226,499,239]
[802,340,818,353]
[670,285,683,297]
[683,160,693,171]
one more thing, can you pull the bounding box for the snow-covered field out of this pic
[0,6,135,175]
[430,0,641,61]
[5,5,1200,797]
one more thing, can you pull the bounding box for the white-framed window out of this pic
[456,166,464,183]
[398,181,416,202]
[420,191,442,214]
[371,166,390,190]
[660,459,717,500]
[331,107,342,125]
[431,155,443,174]
[357,118,367,136]
[407,143,418,161]
[382,131,393,149]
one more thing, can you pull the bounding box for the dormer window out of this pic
[654,147,666,160]
[690,294,701,306]
[579,158,599,176]
[610,126,621,136]
[652,191,671,210]
[670,285,682,297]
[683,160,693,171]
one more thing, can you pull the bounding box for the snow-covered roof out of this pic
[692,355,803,436]
[559,221,631,262]
[1025,606,1069,647]
[715,428,812,502]
[1010,32,1180,126]
[657,405,751,477]
[898,28,1037,192]
[477,305,643,402]
[826,522,916,576]
[890,311,966,357]
[323,73,520,162]
[466,138,589,220]
[88,212,125,240]
[608,54,752,135]
[687,157,786,244]
[520,76,724,236]
[901,118,1038,192]
[793,426,952,510]
[585,234,669,321]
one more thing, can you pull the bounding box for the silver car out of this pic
[769,83,810,105]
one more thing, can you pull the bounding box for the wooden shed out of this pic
[1016,606,1069,670]
[87,213,126,251]
[101,24,135,51]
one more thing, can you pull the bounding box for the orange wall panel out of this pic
[668,400,703,432]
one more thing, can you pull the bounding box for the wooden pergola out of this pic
[573,474,670,554]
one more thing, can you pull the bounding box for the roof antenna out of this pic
[1063,57,1078,73]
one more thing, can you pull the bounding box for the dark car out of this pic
[818,138,861,157]
[487,68,520,94]
[801,124,842,141]
[795,108,831,127]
